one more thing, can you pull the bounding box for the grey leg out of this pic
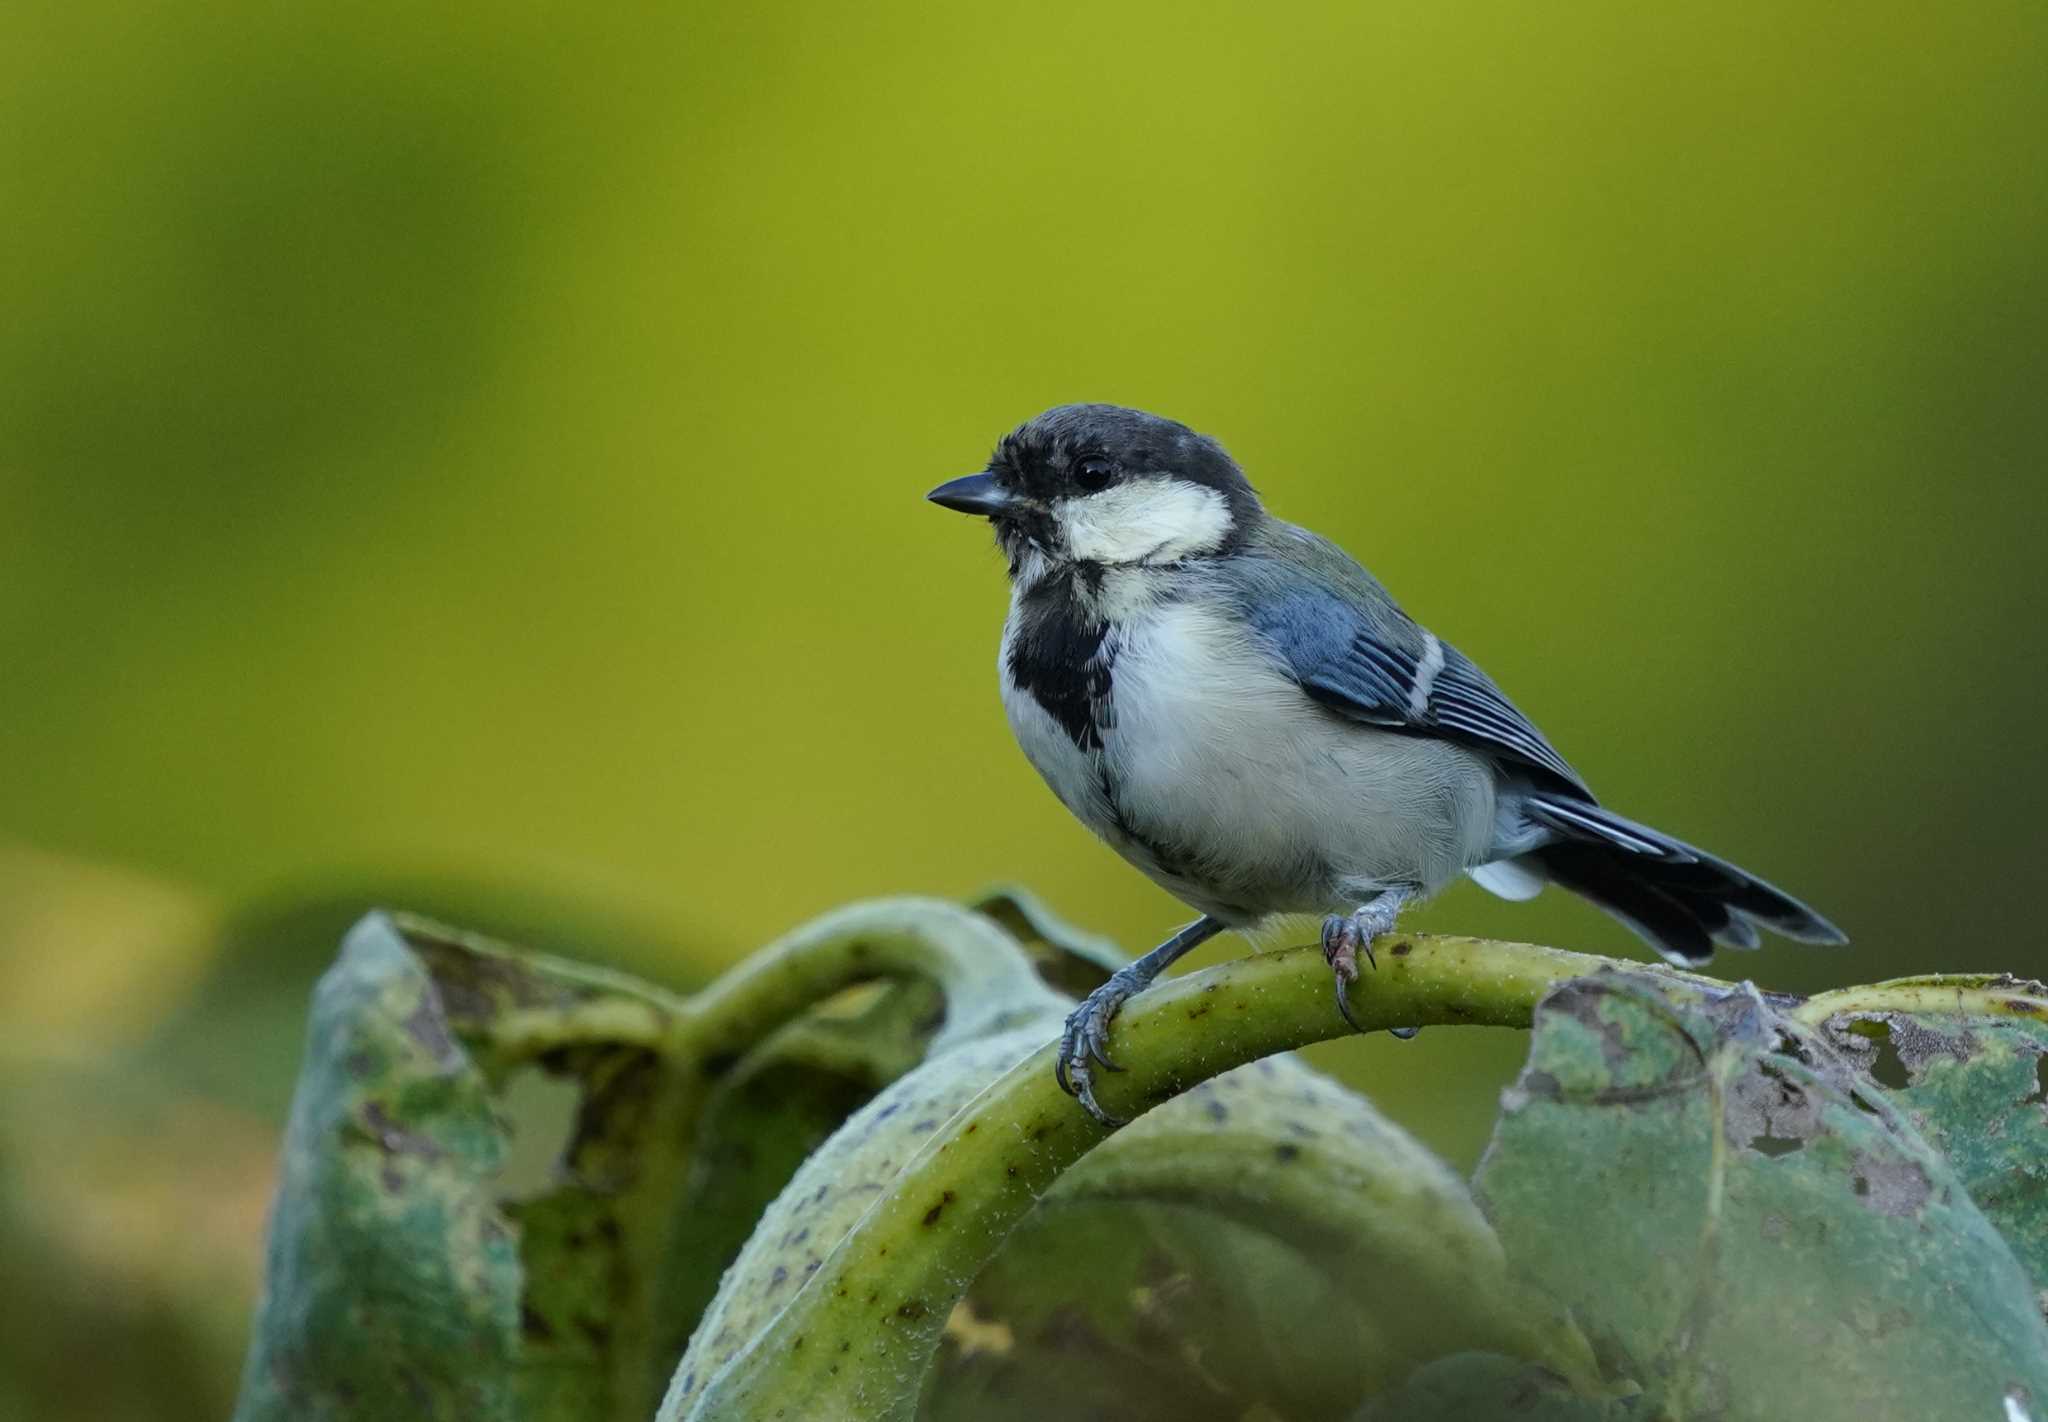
[1319,889,1421,1038]
[1058,916,1226,1126]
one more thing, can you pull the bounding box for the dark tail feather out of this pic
[1527,796,1847,967]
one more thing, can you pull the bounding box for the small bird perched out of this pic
[928,404,1845,1124]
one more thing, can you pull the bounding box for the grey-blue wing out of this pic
[1227,533,1591,798]
[1223,524,1846,961]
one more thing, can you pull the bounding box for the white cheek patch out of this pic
[1055,479,1233,565]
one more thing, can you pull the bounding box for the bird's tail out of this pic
[1523,795,1847,966]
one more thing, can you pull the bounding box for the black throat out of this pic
[1007,564,1116,751]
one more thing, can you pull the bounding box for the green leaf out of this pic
[1475,972,2048,1419]
[231,915,525,1422]
[922,1064,1596,1421]
[1806,980,2048,1302]
[234,911,770,1421]
[921,1198,1378,1422]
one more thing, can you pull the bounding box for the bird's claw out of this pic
[1321,911,1368,1033]
[1320,905,1421,1040]
[1056,974,1136,1126]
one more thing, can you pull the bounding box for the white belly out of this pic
[1001,595,1498,923]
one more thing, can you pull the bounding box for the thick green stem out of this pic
[681,938,2048,1418]
[674,933,1640,1419]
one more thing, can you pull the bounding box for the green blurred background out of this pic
[3,0,2043,1415]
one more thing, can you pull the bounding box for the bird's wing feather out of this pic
[1226,522,1592,797]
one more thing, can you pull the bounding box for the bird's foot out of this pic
[1051,916,1226,1127]
[1320,896,1421,1039]
[1055,965,1152,1127]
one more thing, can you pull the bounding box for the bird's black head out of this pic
[927,404,1262,579]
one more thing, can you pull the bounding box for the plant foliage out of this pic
[233,895,2048,1422]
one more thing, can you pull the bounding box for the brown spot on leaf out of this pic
[1518,1069,1563,1101]
[922,1190,957,1226]
[401,998,457,1062]
[1849,1148,1934,1217]
[360,1102,444,1161]
[1728,1061,1824,1159]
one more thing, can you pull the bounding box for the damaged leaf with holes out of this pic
[240,899,1091,1422]
[1474,972,2048,1420]
[1815,988,2048,1299]
[233,913,709,1422]
[231,916,523,1422]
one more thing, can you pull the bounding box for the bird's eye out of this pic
[1074,456,1116,493]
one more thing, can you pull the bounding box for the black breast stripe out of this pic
[1008,569,1115,751]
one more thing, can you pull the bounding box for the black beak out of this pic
[926,473,1014,518]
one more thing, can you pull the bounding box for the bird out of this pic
[927,403,1846,1124]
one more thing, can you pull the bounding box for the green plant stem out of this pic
[1790,972,2048,1027]
[667,897,1068,1067]
[674,932,1638,1419]
[683,938,2048,1419]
